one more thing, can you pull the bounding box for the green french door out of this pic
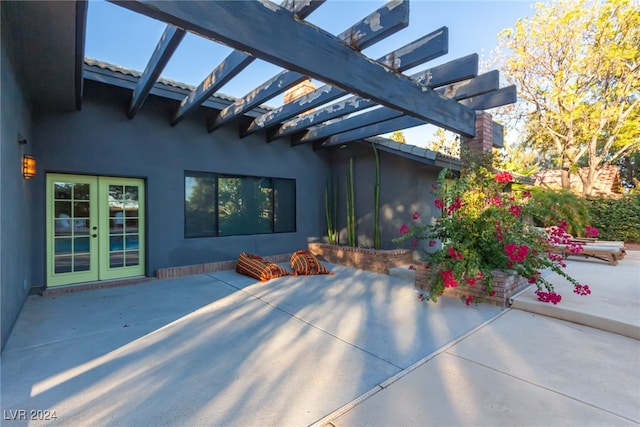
[46,174,145,287]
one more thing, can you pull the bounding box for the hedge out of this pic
[587,195,640,242]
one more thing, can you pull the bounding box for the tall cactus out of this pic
[325,176,338,245]
[373,143,381,249]
[346,158,357,247]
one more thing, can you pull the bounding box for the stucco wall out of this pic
[1,17,36,351]
[30,80,330,283]
[328,142,442,253]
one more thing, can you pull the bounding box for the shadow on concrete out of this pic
[1,264,500,426]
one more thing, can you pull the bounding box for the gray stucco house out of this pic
[1,1,509,350]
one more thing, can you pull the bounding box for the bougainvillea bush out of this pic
[396,167,593,305]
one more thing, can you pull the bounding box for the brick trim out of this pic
[42,276,157,297]
[308,243,412,274]
[155,253,292,279]
[414,261,530,307]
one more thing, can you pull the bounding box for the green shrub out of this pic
[526,187,592,236]
[587,196,640,242]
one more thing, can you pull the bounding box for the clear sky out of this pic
[86,0,539,146]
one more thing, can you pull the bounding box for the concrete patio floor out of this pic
[1,252,639,426]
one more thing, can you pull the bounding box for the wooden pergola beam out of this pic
[274,53,478,143]
[315,83,513,150]
[460,85,517,110]
[127,25,186,118]
[110,0,476,136]
[170,0,325,126]
[207,0,411,133]
[300,71,499,145]
[241,26,449,138]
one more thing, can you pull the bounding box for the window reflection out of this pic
[184,172,295,238]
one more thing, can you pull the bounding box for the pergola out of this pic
[103,0,516,149]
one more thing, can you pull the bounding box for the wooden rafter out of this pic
[110,0,477,136]
[127,25,186,118]
[276,53,479,143]
[460,85,517,110]
[207,0,411,133]
[241,26,449,138]
[170,0,325,126]
[302,71,499,145]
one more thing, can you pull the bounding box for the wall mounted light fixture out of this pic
[23,155,36,179]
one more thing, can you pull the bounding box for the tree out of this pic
[494,141,544,176]
[425,128,460,157]
[495,0,640,196]
[389,130,406,143]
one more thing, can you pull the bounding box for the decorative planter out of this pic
[413,261,530,307]
[308,243,412,275]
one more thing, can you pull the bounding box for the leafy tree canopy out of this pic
[494,0,640,196]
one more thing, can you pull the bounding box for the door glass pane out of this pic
[74,254,90,272]
[55,201,72,218]
[110,236,124,251]
[74,201,90,218]
[125,218,138,234]
[54,182,72,199]
[55,219,73,236]
[74,219,90,235]
[110,251,124,268]
[125,250,139,267]
[108,183,141,271]
[55,238,72,255]
[74,237,90,253]
[74,183,90,200]
[50,176,97,282]
[55,256,72,273]
[125,234,139,250]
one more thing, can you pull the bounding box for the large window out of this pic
[185,172,295,238]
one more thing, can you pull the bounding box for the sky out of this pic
[85,0,540,147]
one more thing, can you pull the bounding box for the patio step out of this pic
[388,265,416,282]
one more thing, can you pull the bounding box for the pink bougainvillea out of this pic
[585,226,599,238]
[394,166,591,305]
[508,205,522,217]
[573,284,591,296]
[441,269,458,288]
[494,171,513,183]
[535,290,562,304]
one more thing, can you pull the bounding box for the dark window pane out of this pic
[274,178,296,233]
[185,172,295,238]
[218,176,273,236]
[185,175,217,238]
